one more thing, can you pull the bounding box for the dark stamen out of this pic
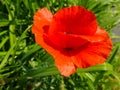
[64,48,73,50]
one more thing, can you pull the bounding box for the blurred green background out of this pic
[0,0,120,90]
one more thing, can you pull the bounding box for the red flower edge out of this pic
[32,6,112,77]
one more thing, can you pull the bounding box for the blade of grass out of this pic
[0,25,31,70]
[84,73,95,82]
[0,20,9,27]
[107,45,119,63]
[0,31,7,36]
[0,42,16,70]
[77,63,113,72]
[21,44,41,61]
[26,66,59,78]
[0,37,9,49]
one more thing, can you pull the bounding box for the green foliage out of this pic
[0,0,120,90]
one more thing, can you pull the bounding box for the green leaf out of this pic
[0,20,9,27]
[25,65,59,78]
[22,0,29,10]
[0,37,9,49]
[0,42,16,70]
[107,45,119,63]
[0,30,7,36]
[0,25,31,70]
[77,63,113,73]
[21,44,41,61]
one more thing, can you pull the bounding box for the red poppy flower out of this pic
[32,6,112,77]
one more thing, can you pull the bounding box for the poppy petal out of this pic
[33,26,76,77]
[47,27,108,49]
[74,38,112,68]
[50,6,97,35]
[32,26,58,54]
[48,33,88,49]
[79,27,109,42]
[32,8,53,34]
[54,52,76,77]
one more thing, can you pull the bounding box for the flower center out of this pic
[64,47,73,51]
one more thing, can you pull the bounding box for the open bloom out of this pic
[32,6,112,77]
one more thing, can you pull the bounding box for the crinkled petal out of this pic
[79,27,109,42]
[54,53,76,77]
[50,6,97,35]
[74,38,112,68]
[32,26,57,54]
[48,32,88,49]
[32,8,53,34]
[47,27,109,49]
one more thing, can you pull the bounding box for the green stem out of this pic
[6,1,16,55]
[8,7,16,49]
